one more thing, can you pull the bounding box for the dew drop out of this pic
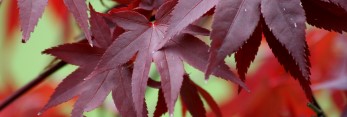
[244,9,247,12]
[283,8,286,11]
[37,112,42,116]
[294,23,297,28]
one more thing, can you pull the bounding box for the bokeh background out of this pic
[0,0,346,117]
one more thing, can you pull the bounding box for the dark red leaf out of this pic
[42,41,139,117]
[153,89,168,117]
[147,78,162,88]
[154,0,209,36]
[302,0,347,33]
[38,1,268,116]
[43,42,103,67]
[63,0,92,45]
[41,42,104,115]
[131,50,153,117]
[181,99,187,117]
[32,0,347,116]
[151,3,187,110]
[109,0,140,13]
[139,0,165,10]
[180,76,206,117]
[330,0,347,11]
[112,66,137,117]
[94,5,242,115]
[95,11,160,116]
[261,0,313,100]
[262,20,313,101]
[206,0,261,80]
[154,0,178,24]
[167,34,248,90]
[235,21,262,92]
[40,68,91,114]
[42,34,123,116]
[71,70,116,117]
[112,26,126,40]
[261,0,311,80]
[194,83,222,117]
[153,50,184,115]
[90,5,112,48]
[156,0,218,50]
[17,0,48,42]
[182,24,210,36]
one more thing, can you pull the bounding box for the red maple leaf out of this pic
[40,1,244,116]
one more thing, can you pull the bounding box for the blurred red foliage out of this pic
[208,29,347,117]
[0,81,69,117]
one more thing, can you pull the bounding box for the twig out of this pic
[0,61,67,111]
[308,95,326,117]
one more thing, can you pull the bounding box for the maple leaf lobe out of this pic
[63,0,92,45]
[206,0,261,80]
[17,0,48,42]
[261,0,310,79]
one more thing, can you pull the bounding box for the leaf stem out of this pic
[0,61,67,111]
[308,95,326,117]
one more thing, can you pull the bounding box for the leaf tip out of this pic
[89,42,94,47]
[204,74,210,82]
[204,55,219,81]
[21,38,27,43]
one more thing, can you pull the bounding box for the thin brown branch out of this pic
[0,61,67,111]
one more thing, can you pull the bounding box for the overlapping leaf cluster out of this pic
[40,0,241,116]
[158,0,347,101]
[6,0,347,116]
